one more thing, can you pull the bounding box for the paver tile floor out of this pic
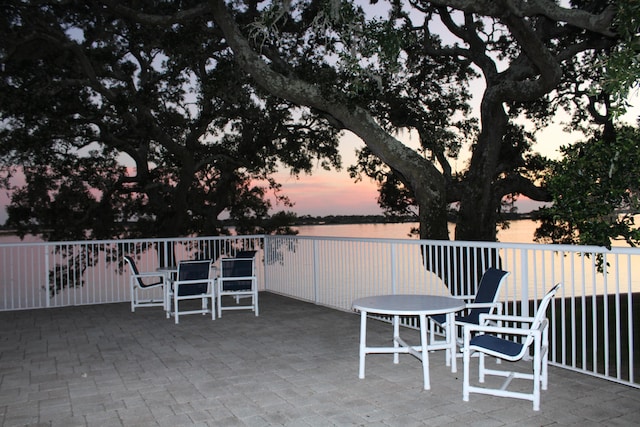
[1,292,638,426]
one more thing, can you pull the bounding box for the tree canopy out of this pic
[1,0,638,246]
[0,0,341,240]
[535,123,640,248]
[202,0,632,242]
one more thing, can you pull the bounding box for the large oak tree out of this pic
[201,0,624,241]
[2,0,634,246]
[0,0,341,241]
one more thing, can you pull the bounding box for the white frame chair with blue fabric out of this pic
[124,255,166,313]
[167,259,216,324]
[429,267,510,362]
[462,283,562,411]
[217,250,258,317]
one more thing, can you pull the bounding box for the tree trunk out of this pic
[455,89,508,242]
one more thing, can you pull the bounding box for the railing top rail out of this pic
[266,234,640,255]
[0,234,265,248]
[2,232,639,256]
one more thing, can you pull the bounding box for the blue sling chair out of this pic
[124,255,166,312]
[462,283,562,410]
[429,267,510,363]
[168,259,215,324]
[217,250,258,317]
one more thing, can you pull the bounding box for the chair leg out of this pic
[462,333,471,402]
[131,284,136,312]
[254,292,259,316]
[174,294,179,324]
[542,326,549,391]
[533,336,541,410]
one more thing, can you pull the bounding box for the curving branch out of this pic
[425,0,617,37]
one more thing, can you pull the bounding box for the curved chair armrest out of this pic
[479,313,536,325]
[173,278,216,286]
[133,271,166,279]
[218,275,255,281]
[463,318,548,336]
[465,301,500,309]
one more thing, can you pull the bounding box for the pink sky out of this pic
[0,162,549,225]
[272,171,382,216]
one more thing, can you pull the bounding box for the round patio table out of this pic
[352,294,465,390]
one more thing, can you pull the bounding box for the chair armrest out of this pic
[463,318,547,336]
[465,301,501,309]
[173,278,215,286]
[450,294,475,301]
[218,276,256,281]
[479,313,536,324]
[134,271,166,279]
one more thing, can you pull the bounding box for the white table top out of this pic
[352,294,465,316]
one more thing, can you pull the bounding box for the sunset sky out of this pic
[1,96,638,225]
[274,97,640,217]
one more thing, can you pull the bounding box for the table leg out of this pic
[359,310,367,379]
[419,314,430,390]
[393,315,400,364]
[446,311,457,373]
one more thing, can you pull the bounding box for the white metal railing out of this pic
[263,235,639,388]
[0,234,637,388]
[0,235,264,310]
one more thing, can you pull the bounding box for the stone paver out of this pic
[1,293,639,426]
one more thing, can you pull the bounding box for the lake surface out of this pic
[0,220,540,243]
[294,219,539,243]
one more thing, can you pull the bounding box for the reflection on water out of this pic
[295,219,540,243]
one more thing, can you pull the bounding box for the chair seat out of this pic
[177,283,208,296]
[470,334,523,358]
[221,280,253,292]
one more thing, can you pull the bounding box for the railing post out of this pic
[313,239,319,304]
[391,243,397,294]
[44,244,50,308]
[262,235,268,292]
[521,248,529,317]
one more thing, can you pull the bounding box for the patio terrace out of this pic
[1,292,638,426]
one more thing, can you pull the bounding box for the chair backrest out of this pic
[522,283,562,349]
[124,255,144,287]
[220,251,256,291]
[235,250,257,259]
[176,259,212,296]
[464,267,510,324]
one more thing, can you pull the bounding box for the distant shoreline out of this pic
[290,212,539,226]
[0,213,540,236]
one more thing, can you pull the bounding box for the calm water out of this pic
[0,220,539,243]
[294,219,539,242]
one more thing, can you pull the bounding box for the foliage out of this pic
[0,0,341,241]
[535,124,640,248]
[596,0,640,114]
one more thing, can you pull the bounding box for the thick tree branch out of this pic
[208,0,441,192]
[426,0,616,37]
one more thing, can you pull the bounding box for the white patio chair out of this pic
[168,259,215,324]
[124,255,166,312]
[429,268,510,357]
[217,250,258,317]
[462,283,562,410]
